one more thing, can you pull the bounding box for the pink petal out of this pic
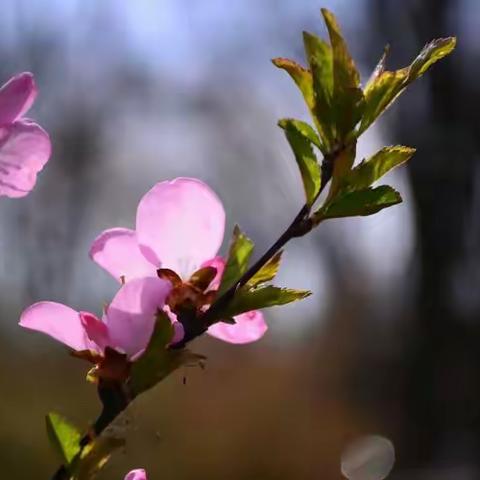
[19,301,91,351]
[0,72,37,125]
[163,306,185,345]
[124,469,147,480]
[0,120,51,198]
[79,312,109,352]
[105,277,172,358]
[171,321,185,344]
[200,256,225,290]
[136,178,225,278]
[207,310,267,344]
[89,228,157,282]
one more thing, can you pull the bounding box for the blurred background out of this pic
[0,0,475,478]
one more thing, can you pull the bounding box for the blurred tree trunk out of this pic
[367,0,480,470]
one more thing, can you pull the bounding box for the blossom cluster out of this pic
[20,177,268,365]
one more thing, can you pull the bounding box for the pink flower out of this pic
[90,177,267,344]
[19,277,171,360]
[124,470,147,480]
[0,72,51,198]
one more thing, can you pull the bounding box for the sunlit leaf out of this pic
[46,412,82,466]
[216,285,311,319]
[408,37,456,80]
[366,44,389,86]
[316,185,402,221]
[279,118,321,205]
[346,146,415,190]
[302,31,334,149]
[129,312,205,396]
[358,68,408,135]
[321,8,364,139]
[326,143,356,200]
[247,251,283,288]
[272,57,314,111]
[217,225,254,296]
[358,37,456,135]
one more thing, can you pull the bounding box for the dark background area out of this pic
[0,1,476,478]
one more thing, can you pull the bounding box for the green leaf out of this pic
[358,68,408,135]
[217,225,254,296]
[346,146,416,190]
[216,285,311,319]
[321,9,360,88]
[321,8,364,139]
[316,185,402,221]
[407,37,456,80]
[46,412,82,466]
[302,31,334,149]
[326,143,356,201]
[358,37,456,135]
[279,118,322,205]
[366,44,390,86]
[247,251,283,288]
[272,57,314,111]
[129,312,205,396]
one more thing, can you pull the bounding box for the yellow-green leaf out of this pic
[46,412,82,466]
[347,146,416,190]
[247,251,283,288]
[358,37,456,135]
[321,8,360,88]
[408,37,456,80]
[316,185,402,221]
[358,68,408,135]
[216,285,311,319]
[217,225,254,296]
[321,8,364,139]
[366,44,390,86]
[326,143,356,201]
[279,118,322,205]
[272,57,314,111]
[302,31,334,149]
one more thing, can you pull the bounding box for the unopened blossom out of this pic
[19,277,171,360]
[0,72,51,198]
[90,177,267,344]
[124,469,147,480]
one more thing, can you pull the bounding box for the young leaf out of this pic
[407,37,456,81]
[129,312,205,396]
[316,185,402,221]
[302,31,334,149]
[46,412,82,466]
[358,37,456,135]
[216,285,311,319]
[321,8,360,88]
[217,225,254,296]
[272,57,314,111]
[321,8,364,139]
[279,118,322,205]
[366,44,390,86]
[247,251,283,288]
[358,68,408,135]
[326,143,356,201]
[346,146,416,190]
